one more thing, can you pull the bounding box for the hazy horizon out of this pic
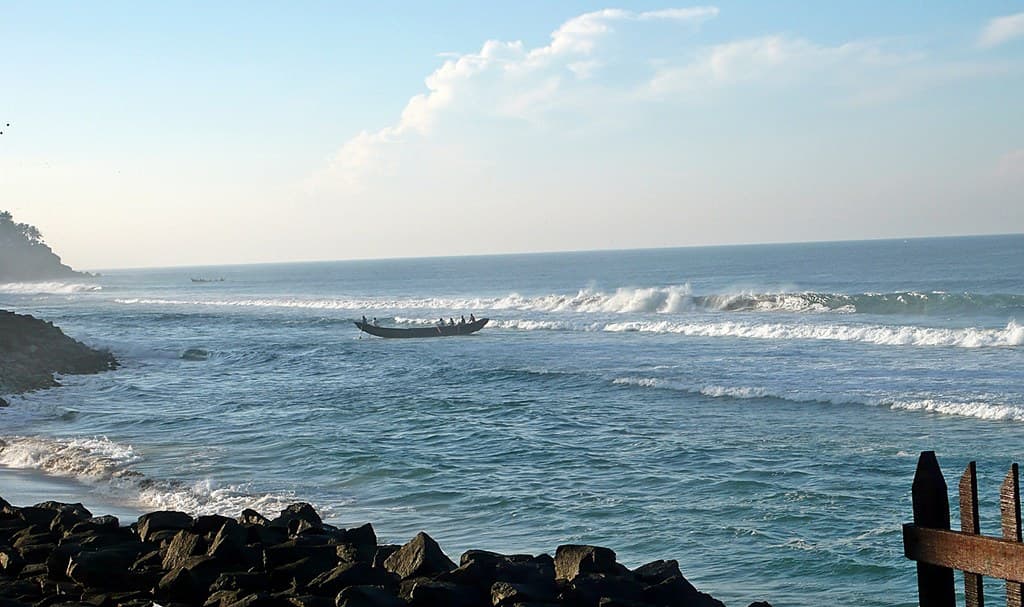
[69,231,1020,274]
[3,1,1022,270]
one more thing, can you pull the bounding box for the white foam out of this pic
[612,376,1024,423]
[0,435,316,518]
[0,281,101,294]
[888,399,1024,422]
[602,319,1023,348]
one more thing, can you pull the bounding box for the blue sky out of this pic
[1,1,1022,269]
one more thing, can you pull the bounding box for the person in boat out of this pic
[438,317,445,326]
[469,313,476,323]
[459,315,466,325]
[362,315,367,325]
[372,317,379,326]
[448,317,455,326]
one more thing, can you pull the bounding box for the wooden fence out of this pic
[903,450,1024,606]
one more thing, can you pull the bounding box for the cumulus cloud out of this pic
[979,12,1024,48]
[310,6,1015,195]
[311,7,717,192]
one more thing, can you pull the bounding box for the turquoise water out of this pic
[1,234,1022,605]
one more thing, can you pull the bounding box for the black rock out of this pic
[194,514,235,537]
[137,511,194,543]
[566,572,645,607]
[269,504,322,532]
[406,580,478,607]
[371,545,399,570]
[632,560,683,586]
[162,530,207,571]
[641,576,725,607]
[335,585,405,607]
[240,509,270,526]
[32,501,92,519]
[211,572,272,594]
[308,562,395,597]
[0,546,24,575]
[382,532,455,580]
[554,545,619,581]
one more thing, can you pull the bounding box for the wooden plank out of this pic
[959,461,984,607]
[903,525,1024,583]
[910,451,956,607]
[1002,464,1023,607]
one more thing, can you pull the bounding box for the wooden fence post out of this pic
[912,451,956,607]
[959,461,984,607]
[1002,463,1023,607]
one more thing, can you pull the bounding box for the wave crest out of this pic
[0,281,102,294]
[603,319,1023,348]
[0,435,318,518]
[613,377,1024,422]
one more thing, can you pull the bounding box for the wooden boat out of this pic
[355,318,489,338]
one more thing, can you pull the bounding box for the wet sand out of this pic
[0,463,145,522]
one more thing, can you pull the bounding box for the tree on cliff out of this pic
[0,210,84,281]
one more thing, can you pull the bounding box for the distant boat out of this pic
[355,318,489,338]
[191,278,225,283]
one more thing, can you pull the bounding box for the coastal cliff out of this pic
[0,211,84,281]
[0,310,117,404]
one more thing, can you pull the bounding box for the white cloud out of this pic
[979,12,1024,48]
[646,35,927,95]
[311,6,1017,198]
[311,7,718,193]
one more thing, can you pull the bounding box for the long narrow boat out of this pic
[354,318,489,338]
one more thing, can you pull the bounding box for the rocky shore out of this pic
[0,497,771,607]
[0,310,117,405]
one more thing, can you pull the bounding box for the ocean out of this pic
[1,234,1022,605]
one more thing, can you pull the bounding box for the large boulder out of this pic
[162,530,207,570]
[269,503,322,531]
[335,585,405,607]
[308,562,395,597]
[137,511,194,543]
[554,545,619,581]
[382,532,455,580]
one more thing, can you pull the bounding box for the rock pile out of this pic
[0,310,117,398]
[0,497,771,607]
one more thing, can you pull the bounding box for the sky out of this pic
[1,1,1022,270]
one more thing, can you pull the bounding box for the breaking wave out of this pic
[349,312,1021,348]
[603,319,1023,348]
[0,281,102,294]
[612,377,1024,422]
[0,435,314,518]
[113,287,1024,317]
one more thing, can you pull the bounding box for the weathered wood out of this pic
[1002,464,1023,607]
[959,461,984,607]
[911,451,956,607]
[903,525,1024,583]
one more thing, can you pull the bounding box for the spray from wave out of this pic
[612,376,1024,422]
[0,435,318,517]
[115,287,1024,317]
[603,319,1023,348]
[0,282,102,294]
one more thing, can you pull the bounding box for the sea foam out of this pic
[613,376,1024,422]
[0,281,101,294]
[603,319,1023,348]
[0,435,317,518]
[113,287,1024,317]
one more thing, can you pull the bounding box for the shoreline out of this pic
[0,464,147,523]
[0,494,772,607]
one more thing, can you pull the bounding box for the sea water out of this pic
[1,234,1022,605]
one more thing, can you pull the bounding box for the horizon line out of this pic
[81,231,1024,274]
